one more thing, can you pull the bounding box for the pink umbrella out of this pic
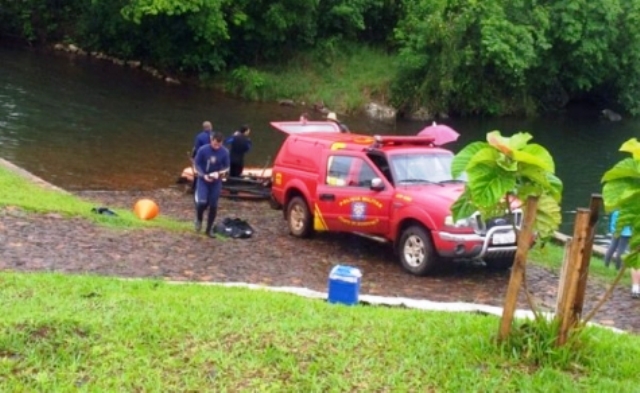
[417,122,460,146]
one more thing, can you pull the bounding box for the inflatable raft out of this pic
[177,166,273,200]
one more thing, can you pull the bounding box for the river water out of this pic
[0,44,636,234]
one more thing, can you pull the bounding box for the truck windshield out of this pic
[390,153,467,184]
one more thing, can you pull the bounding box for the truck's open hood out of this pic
[270,121,342,134]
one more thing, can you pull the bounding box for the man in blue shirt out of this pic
[189,121,213,192]
[193,131,230,237]
[604,209,632,271]
[191,121,213,159]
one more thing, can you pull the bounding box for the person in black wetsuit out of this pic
[225,125,252,178]
[193,131,230,237]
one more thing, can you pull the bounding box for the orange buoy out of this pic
[134,199,159,220]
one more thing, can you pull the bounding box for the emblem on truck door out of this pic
[351,202,367,221]
[336,196,382,227]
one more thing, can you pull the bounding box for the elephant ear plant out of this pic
[579,138,640,324]
[450,130,563,239]
[601,138,640,270]
[450,130,564,343]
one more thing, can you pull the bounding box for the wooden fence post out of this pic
[556,208,590,346]
[573,195,602,319]
[555,239,572,314]
[498,196,538,342]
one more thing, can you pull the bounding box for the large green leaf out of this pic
[515,183,543,202]
[450,187,477,222]
[496,154,518,171]
[614,189,640,212]
[467,147,500,170]
[521,143,555,172]
[623,250,640,269]
[629,233,640,250]
[518,165,549,189]
[546,173,563,203]
[506,132,533,150]
[451,141,487,179]
[534,194,561,239]
[620,138,640,160]
[511,149,553,172]
[486,131,513,155]
[617,207,640,232]
[467,163,516,206]
[601,158,640,182]
[602,178,640,211]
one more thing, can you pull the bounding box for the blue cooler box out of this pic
[327,265,362,306]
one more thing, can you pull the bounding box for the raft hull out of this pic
[177,167,272,200]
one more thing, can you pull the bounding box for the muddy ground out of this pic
[1,186,639,333]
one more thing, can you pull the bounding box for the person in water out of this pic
[224,125,252,178]
[190,121,214,191]
[326,112,350,133]
[193,131,230,237]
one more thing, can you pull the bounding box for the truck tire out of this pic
[287,196,312,238]
[398,225,438,276]
[484,256,515,270]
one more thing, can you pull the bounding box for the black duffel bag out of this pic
[213,217,254,239]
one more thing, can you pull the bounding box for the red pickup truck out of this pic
[269,121,521,276]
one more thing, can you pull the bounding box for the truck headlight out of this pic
[444,215,473,228]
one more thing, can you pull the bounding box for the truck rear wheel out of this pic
[398,225,438,276]
[287,196,312,238]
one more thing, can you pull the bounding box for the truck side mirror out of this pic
[370,177,384,191]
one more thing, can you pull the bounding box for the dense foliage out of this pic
[601,138,640,269]
[3,0,640,117]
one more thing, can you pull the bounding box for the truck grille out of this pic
[472,209,523,235]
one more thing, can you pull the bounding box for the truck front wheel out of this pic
[398,225,438,276]
[287,196,312,238]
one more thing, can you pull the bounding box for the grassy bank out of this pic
[0,164,189,232]
[215,45,397,115]
[530,243,632,287]
[1,272,639,391]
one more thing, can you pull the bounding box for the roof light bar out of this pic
[370,135,436,147]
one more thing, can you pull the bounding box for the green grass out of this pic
[530,242,632,286]
[216,45,397,114]
[0,272,639,391]
[0,165,190,232]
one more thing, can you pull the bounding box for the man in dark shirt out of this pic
[193,131,230,237]
[191,121,213,159]
[225,125,252,177]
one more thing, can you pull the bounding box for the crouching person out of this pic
[193,131,230,237]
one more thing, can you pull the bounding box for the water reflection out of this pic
[0,44,635,234]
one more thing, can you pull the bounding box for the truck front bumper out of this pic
[435,225,517,260]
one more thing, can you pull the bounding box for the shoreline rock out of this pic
[51,42,181,85]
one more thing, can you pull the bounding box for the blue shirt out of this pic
[191,130,211,158]
[194,144,230,180]
[609,210,632,237]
